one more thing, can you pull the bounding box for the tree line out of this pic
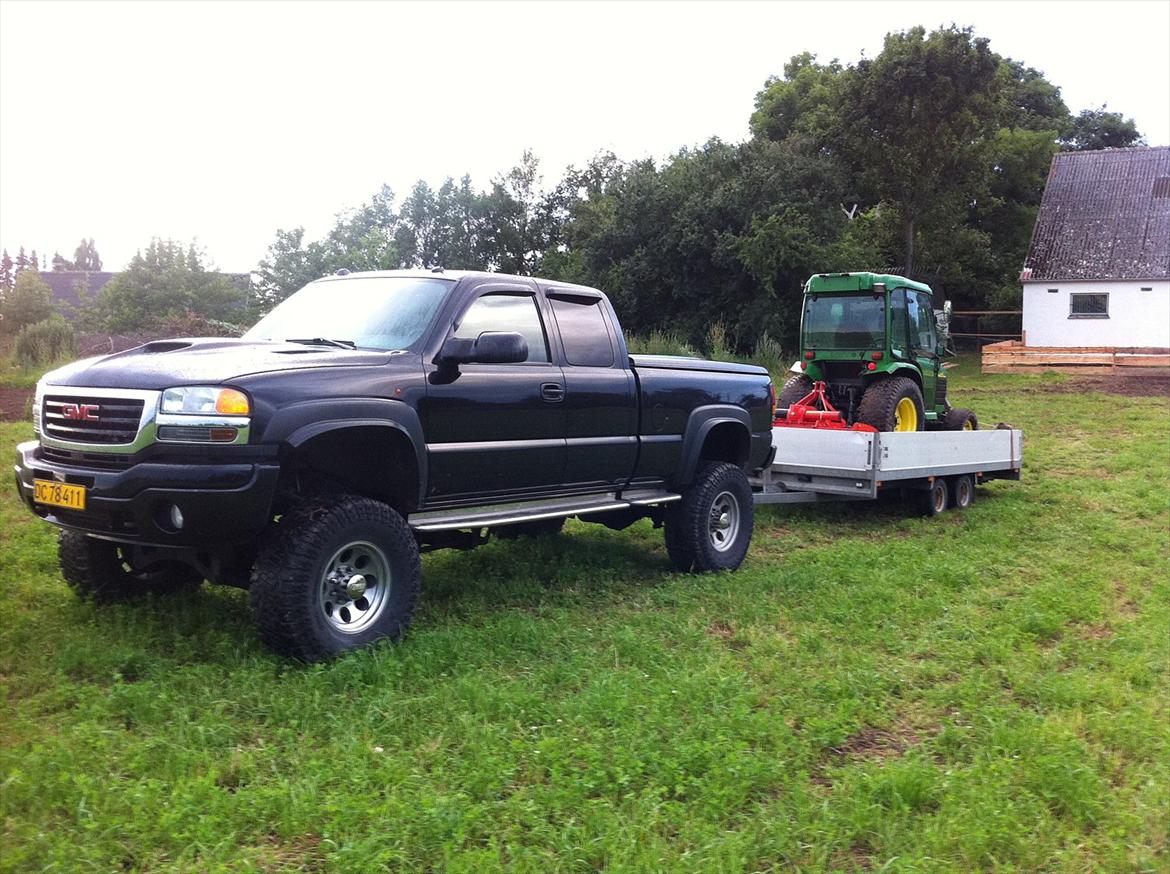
[2,25,1146,355]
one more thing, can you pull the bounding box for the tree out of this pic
[72,238,102,271]
[1,269,55,334]
[15,247,29,272]
[52,252,74,271]
[750,52,845,144]
[0,250,13,292]
[92,238,247,331]
[1062,107,1144,151]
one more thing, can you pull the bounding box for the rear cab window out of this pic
[548,292,616,367]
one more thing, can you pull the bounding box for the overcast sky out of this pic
[2,0,1167,273]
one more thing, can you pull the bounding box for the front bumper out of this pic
[13,440,280,546]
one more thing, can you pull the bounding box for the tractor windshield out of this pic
[802,294,885,350]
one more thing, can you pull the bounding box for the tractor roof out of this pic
[805,272,933,296]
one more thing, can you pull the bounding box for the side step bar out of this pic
[409,488,681,533]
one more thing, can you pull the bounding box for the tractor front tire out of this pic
[777,374,814,417]
[249,494,421,661]
[664,462,754,573]
[59,530,203,603]
[857,377,925,432]
[944,407,979,431]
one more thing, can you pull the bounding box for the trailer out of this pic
[753,426,1022,514]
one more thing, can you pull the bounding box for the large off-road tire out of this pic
[249,495,421,661]
[857,377,925,432]
[777,374,814,417]
[58,530,203,603]
[664,462,754,573]
[944,407,979,431]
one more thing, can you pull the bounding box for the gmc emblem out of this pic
[61,403,100,421]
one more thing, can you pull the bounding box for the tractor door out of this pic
[906,290,940,409]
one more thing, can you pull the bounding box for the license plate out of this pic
[33,479,87,511]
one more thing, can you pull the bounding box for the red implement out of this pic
[774,380,878,432]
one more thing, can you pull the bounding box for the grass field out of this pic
[1,363,1167,872]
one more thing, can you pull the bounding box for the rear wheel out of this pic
[857,377,925,432]
[249,494,420,661]
[664,462,754,572]
[59,530,203,603]
[922,478,949,516]
[944,407,979,431]
[777,374,814,417]
[950,474,975,509]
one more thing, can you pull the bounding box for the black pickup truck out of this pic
[14,270,775,659]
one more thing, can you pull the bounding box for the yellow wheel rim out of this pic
[894,397,918,432]
[963,418,974,430]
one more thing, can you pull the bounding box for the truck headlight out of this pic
[32,380,45,434]
[160,387,250,416]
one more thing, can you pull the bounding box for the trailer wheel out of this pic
[58,530,203,603]
[857,377,925,432]
[950,474,975,509]
[249,494,420,661]
[922,478,949,516]
[664,462,754,572]
[945,408,979,431]
[777,374,814,417]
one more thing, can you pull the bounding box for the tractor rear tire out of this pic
[777,374,814,417]
[856,377,925,432]
[944,407,979,431]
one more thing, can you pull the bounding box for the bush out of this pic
[1,271,55,335]
[15,317,76,368]
[626,330,699,357]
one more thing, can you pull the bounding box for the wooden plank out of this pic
[983,353,1116,365]
[982,364,1117,374]
[997,345,1170,354]
[1114,355,1170,367]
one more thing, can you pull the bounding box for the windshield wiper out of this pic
[285,337,356,349]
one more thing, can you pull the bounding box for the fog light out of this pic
[169,504,185,530]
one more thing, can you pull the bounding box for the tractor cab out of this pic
[778,272,973,433]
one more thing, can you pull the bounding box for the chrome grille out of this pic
[43,394,145,445]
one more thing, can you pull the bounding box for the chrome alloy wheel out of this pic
[319,541,391,634]
[708,490,741,552]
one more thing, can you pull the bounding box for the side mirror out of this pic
[438,331,528,366]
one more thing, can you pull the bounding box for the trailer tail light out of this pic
[866,362,877,371]
[871,352,883,360]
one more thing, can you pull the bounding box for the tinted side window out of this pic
[550,296,615,367]
[453,293,549,363]
[889,289,910,351]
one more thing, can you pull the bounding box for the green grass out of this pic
[2,363,1167,871]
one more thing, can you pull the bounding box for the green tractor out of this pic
[778,272,978,432]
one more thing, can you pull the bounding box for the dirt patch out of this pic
[0,387,32,422]
[1042,372,1170,398]
[829,725,924,761]
[706,619,747,650]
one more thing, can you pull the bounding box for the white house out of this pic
[1020,146,1169,348]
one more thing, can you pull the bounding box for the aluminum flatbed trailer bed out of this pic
[752,427,1023,510]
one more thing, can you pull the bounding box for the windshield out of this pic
[245,277,453,351]
[802,293,886,350]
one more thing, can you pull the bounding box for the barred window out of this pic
[1069,293,1109,318]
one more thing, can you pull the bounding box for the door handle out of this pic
[540,382,565,403]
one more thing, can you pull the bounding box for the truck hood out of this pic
[42,338,404,390]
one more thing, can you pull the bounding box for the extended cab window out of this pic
[453,293,549,363]
[549,295,615,367]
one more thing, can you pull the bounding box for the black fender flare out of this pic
[673,404,752,488]
[262,399,427,507]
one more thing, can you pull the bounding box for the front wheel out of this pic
[59,530,203,603]
[249,495,421,661]
[944,407,979,431]
[664,462,754,572]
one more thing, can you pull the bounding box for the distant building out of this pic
[39,270,252,320]
[1019,146,1169,348]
